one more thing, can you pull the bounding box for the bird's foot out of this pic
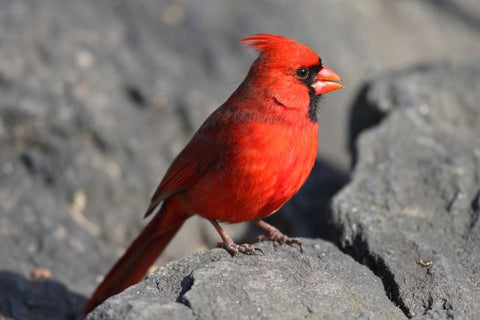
[210,219,264,256]
[217,241,264,256]
[255,220,303,253]
[257,232,303,252]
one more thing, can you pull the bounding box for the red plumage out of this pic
[84,34,342,314]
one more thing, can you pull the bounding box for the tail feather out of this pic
[84,201,188,314]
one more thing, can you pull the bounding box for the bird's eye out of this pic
[295,68,309,80]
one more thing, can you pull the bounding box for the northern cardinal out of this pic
[84,34,342,314]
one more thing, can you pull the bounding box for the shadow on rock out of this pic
[0,271,86,320]
[348,83,385,167]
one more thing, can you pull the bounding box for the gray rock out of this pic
[332,62,480,319]
[0,271,85,320]
[86,240,406,320]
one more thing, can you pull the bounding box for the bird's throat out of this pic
[308,92,321,123]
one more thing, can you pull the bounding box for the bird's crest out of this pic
[239,34,319,66]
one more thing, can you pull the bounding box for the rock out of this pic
[0,271,86,320]
[332,62,480,319]
[86,240,406,320]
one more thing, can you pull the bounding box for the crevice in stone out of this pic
[335,230,412,318]
[442,299,455,320]
[469,190,480,231]
[176,273,194,308]
[125,85,147,108]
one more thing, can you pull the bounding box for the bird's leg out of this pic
[209,219,263,256]
[255,220,303,252]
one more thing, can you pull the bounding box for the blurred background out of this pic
[0,0,479,317]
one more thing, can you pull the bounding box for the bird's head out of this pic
[240,34,343,122]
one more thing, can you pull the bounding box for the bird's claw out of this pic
[218,242,264,256]
[258,232,303,253]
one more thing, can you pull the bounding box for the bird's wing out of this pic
[144,134,221,217]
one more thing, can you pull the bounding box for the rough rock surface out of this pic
[86,240,406,320]
[333,62,480,319]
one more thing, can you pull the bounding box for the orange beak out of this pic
[312,65,343,95]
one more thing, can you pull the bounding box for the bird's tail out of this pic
[83,199,189,314]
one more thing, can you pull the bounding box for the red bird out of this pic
[84,34,342,314]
